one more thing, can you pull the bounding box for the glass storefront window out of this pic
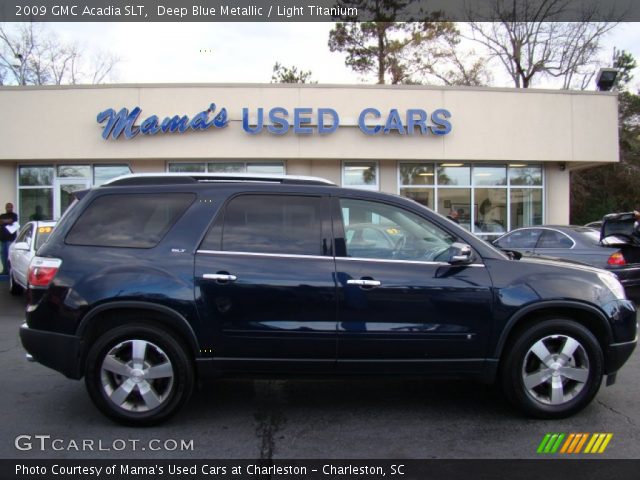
[57,165,90,178]
[400,164,434,185]
[400,188,434,209]
[94,165,132,186]
[168,163,206,173]
[208,162,245,173]
[437,164,470,186]
[343,162,378,189]
[399,162,543,236]
[19,166,54,186]
[510,189,543,228]
[473,166,507,186]
[509,165,542,186]
[246,163,285,174]
[169,162,285,175]
[19,188,53,222]
[437,188,472,230]
[475,188,508,235]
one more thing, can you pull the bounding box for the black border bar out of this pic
[4,459,640,480]
[1,0,639,22]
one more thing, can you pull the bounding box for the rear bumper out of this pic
[605,338,637,375]
[19,323,83,379]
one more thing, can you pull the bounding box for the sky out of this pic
[37,22,640,90]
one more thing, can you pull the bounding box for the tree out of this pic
[328,1,459,84]
[613,48,637,90]
[426,36,492,87]
[467,0,618,89]
[0,23,119,85]
[271,62,316,84]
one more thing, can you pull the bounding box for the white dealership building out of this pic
[0,83,619,239]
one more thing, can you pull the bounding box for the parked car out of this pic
[585,220,603,230]
[8,221,56,295]
[20,174,636,425]
[493,225,640,303]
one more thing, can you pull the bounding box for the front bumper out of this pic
[19,323,83,379]
[605,338,637,375]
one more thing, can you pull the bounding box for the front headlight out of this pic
[598,272,627,300]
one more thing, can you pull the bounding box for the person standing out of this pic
[1,202,18,275]
[446,209,460,223]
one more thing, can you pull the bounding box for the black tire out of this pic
[85,323,194,426]
[9,273,23,296]
[500,319,603,419]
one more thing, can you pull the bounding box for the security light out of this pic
[596,68,619,91]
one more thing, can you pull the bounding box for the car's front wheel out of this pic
[85,323,194,426]
[501,319,603,419]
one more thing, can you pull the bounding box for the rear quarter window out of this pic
[65,193,195,248]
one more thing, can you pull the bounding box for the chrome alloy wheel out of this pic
[100,339,174,412]
[521,334,590,406]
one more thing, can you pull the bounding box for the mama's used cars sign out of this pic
[97,103,452,140]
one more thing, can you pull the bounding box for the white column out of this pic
[544,164,571,225]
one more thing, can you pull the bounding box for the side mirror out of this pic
[13,242,29,251]
[448,242,473,265]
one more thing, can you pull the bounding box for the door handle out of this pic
[347,279,381,287]
[203,273,237,282]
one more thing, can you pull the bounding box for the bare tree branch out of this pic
[466,0,619,89]
[0,22,119,85]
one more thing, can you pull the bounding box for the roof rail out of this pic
[103,173,337,187]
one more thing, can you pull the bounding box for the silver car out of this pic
[8,221,56,295]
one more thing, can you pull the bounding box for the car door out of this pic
[333,197,494,374]
[533,229,577,260]
[194,193,337,372]
[10,223,34,287]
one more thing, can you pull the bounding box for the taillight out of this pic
[607,251,626,266]
[28,257,62,287]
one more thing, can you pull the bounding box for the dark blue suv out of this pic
[20,174,637,425]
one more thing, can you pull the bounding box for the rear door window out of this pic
[494,229,541,249]
[212,194,324,256]
[66,193,195,248]
[537,230,574,249]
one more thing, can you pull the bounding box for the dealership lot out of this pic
[1,282,638,460]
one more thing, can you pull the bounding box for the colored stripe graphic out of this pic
[574,433,589,454]
[598,434,613,453]
[537,434,552,454]
[585,433,613,454]
[539,433,613,454]
[537,433,565,454]
[560,434,575,453]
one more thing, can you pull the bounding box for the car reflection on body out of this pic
[8,221,56,295]
[493,225,640,303]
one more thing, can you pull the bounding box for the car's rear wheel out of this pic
[501,319,603,419]
[85,323,194,426]
[9,273,23,295]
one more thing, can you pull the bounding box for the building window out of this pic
[93,165,132,186]
[17,164,132,221]
[168,162,285,175]
[167,163,206,173]
[18,166,54,222]
[398,163,435,209]
[342,161,378,190]
[398,162,543,241]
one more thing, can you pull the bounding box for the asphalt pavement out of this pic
[0,279,638,460]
